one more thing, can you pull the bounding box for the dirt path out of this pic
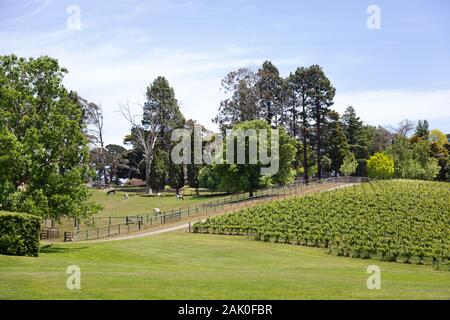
[65,182,356,244]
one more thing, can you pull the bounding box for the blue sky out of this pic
[1,0,449,145]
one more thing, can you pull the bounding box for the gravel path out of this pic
[68,182,356,244]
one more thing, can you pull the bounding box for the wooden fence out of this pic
[45,176,368,242]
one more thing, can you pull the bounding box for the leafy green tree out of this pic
[214,67,259,129]
[414,120,429,139]
[341,106,363,147]
[325,111,351,176]
[287,67,312,182]
[340,154,359,176]
[370,125,393,154]
[149,148,168,191]
[386,137,439,180]
[105,144,127,184]
[256,61,282,125]
[367,153,394,179]
[121,76,184,194]
[198,166,220,190]
[185,120,205,194]
[0,55,101,219]
[89,147,106,182]
[429,129,448,149]
[168,161,185,194]
[214,120,296,196]
[308,65,336,179]
[340,107,375,176]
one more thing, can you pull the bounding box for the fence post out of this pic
[109,217,111,225]
[118,224,121,235]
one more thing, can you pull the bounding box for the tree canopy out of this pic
[0,55,101,219]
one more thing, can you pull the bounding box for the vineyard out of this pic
[193,180,450,267]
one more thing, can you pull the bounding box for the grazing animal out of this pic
[154,208,161,215]
[123,193,129,200]
[156,192,162,197]
[176,194,184,200]
[106,189,116,196]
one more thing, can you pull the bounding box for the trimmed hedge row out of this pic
[0,211,41,257]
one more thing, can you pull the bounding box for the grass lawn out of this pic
[90,189,229,218]
[0,230,449,299]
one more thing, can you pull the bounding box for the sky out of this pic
[1,0,449,146]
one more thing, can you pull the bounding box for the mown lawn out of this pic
[90,188,229,218]
[0,231,448,299]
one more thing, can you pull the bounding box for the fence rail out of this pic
[48,176,368,242]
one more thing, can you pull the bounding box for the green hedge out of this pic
[0,211,41,257]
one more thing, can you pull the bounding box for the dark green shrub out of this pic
[0,211,41,257]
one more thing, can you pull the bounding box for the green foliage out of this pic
[167,162,184,193]
[149,148,169,191]
[213,120,296,195]
[429,129,448,148]
[340,154,358,176]
[307,65,336,178]
[341,106,363,147]
[143,76,185,138]
[367,152,394,179]
[198,166,220,190]
[325,111,351,175]
[105,144,127,184]
[387,137,440,180]
[0,54,101,219]
[415,120,429,139]
[194,180,450,264]
[0,211,41,257]
[256,60,282,124]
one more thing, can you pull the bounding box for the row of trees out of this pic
[1,54,448,220]
[212,61,450,183]
[92,60,450,195]
[367,121,450,180]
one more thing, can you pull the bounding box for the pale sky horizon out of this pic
[1,0,449,146]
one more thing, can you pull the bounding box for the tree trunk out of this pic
[316,100,322,180]
[100,133,108,185]
[145,155,153,195]
[302,101,309,183]
[249,189,254,197]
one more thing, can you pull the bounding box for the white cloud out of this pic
[2,12,449,146]
[334,89,450,129]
